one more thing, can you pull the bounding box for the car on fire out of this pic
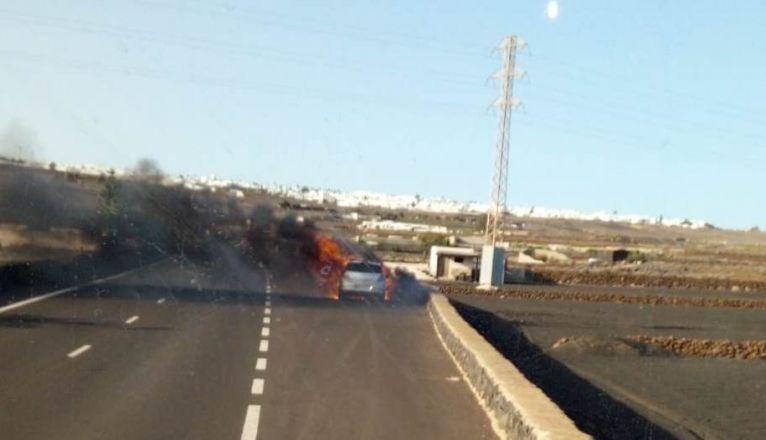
[339,260,387,300]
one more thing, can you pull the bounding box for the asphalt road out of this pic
[0,257,494,440]
[453,289,766,440]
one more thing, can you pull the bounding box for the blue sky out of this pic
[1,1,764,229]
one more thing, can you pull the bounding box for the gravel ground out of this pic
[525,266,766,291]
[439,283,766,309]
[449,288,766,439]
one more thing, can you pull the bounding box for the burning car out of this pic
[306,232,394,301]
[240,214,395,301]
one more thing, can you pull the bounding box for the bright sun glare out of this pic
[546,1,560,20]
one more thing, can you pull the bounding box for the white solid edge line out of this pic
[125,315,140,324]
[0,263,156,315]
[255,358,267,371]
[157,298,166,304]
[261,327,270,337]
[240,405,261,440]
[0,286,77,315]
[251,378,265,395]
[67,344,92,358]
[263,317,271,325]
[259,340,269,352]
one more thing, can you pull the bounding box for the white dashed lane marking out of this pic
[125,315,139,325]
[67,344,92,359]
[240,405,261,440]
[156,298,166,304]
[251,378,265,395]
[242,274,271,440]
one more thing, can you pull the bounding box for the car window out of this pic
[345,262,383,273]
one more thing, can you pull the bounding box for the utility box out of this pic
[479,245,505,287]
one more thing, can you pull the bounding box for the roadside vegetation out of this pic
[0,160,245,264]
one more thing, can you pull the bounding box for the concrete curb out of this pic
[428,293,591,440]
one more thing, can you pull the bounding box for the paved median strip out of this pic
[67,344,92,359]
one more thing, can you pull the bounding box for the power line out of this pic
[134,0,489,59]
[0,9,490,89]
[2,7,763,165]
[529,55,766,122]
[6,3,765,126]
[0,49,482,114]
[522,86,766,145]
[4,5,764,132]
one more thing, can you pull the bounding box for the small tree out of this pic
[98,169,122,250]
[419,233,449,248]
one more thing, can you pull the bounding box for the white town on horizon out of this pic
[21,159,711,230]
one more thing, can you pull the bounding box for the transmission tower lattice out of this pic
[485,35,523,246]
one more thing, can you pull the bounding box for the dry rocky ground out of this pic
[368,211,766,291]
[438,283,766,309]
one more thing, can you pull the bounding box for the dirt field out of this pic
[448,285,766,439]
[356,208,766,290]
[0,224,96,263]
[508,218,766,290]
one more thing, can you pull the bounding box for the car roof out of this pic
[349,259,380,265]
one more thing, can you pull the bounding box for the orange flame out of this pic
[382,264,395,301]
[307,233,352,299]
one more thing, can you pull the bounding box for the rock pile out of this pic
[630,336,766,360]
